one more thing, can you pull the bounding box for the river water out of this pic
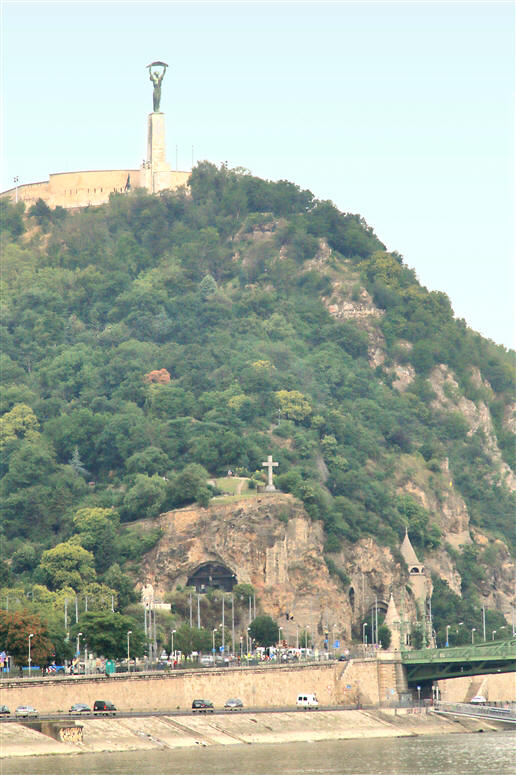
[2,732,514,775]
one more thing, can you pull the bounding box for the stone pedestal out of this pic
[143,112,172,193]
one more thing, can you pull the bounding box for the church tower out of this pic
[399,528,429,608]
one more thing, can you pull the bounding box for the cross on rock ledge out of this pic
[262,455,278,492]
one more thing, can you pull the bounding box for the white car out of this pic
[296,693,319,710]
[14,705,38,718]
[470,695,487,704]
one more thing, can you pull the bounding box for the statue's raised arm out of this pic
[147,61,168,113]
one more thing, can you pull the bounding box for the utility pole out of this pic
[231,593,235,656]
[222,595,225,654]
[375,596,378,648]
[189,593,193,629]
[482,603,486,642]
[75,596,79,624]
[197,594,201,629]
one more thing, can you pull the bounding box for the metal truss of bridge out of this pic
[401,637,516,684]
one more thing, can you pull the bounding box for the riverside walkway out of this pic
[401,637,516,684]
[433,701,516,724]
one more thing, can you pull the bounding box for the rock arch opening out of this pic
[187,563,237,593]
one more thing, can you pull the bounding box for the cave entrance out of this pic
[187,563,237,593]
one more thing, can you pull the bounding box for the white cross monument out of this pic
[262,454,278,492]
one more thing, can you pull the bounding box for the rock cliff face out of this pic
[138,483,514,643]
[139,493,352,643]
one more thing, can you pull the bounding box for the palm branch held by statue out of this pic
[147,61,168,112]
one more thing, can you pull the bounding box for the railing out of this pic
[434,701,516,723]
[402,637,516,663]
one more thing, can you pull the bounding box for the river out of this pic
[2,731,514,775]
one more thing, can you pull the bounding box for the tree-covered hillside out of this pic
[1,164,514,655]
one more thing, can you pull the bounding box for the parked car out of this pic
[192,699,214,713]
[14,705,38,718]
[224,698,243,710]
[69,703,91,713]
[93,700,117,715]
[0,705,10,716]
[338,654,350,662]
[296,693,319,710]
[470,695,487,704]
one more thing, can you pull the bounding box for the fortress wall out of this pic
[1,169,190,210]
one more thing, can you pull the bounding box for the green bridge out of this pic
[401,637,516,684]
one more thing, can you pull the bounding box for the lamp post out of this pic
[28,633,34,677]
[304,626,310,658]
[212,628,217,655]
[363,622,368,645]
[239,636,243,659]
[492,630,496,641]
[471,628,476,644]
[171,629,176,661]
[76,631,83,671]
[456,621,464,644]
[296,624,299,651]
[278,626,283,649]
[445,624,450,647]
[127,630,132,672]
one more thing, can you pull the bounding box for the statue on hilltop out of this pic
[147,61,168,112]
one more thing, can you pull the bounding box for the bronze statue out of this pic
[147,61,168,112]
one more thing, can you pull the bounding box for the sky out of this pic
[1,0,514,349]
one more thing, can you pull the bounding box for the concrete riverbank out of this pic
[0,708,503,759]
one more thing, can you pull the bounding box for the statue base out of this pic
[265,485,277,492]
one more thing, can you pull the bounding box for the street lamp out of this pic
[212,628,217,654]
[492,630,497,641]
[305,625,310,657]
[28,633,34,677]
[278,626,283,647]
[363,622,368,645]
[76,631,83,670]
[445,624,451,647]
[127,630,132,672]
[171,629,176,660]
[471,628,476,644]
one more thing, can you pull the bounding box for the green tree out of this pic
[249,614,279,647]
[71,611,145,659]
[73,507,119,573]
[38,541,96,591]
[123,474,167,520]
[377,623,392,649]
[275,390,312,422]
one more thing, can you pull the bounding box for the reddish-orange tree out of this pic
[0,610,55,667]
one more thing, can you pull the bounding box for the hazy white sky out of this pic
[2,1,514,349]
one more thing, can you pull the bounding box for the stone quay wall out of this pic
[0,660,390,714]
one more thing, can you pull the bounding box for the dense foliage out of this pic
[1,164,514,649]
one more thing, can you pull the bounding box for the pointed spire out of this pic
[400,529,421,566]
[384,592,400,626]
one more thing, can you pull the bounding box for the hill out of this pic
[0,163,514,660]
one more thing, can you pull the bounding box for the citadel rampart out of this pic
[2,168,190,210]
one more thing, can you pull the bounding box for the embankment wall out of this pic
[0,660,389,713]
